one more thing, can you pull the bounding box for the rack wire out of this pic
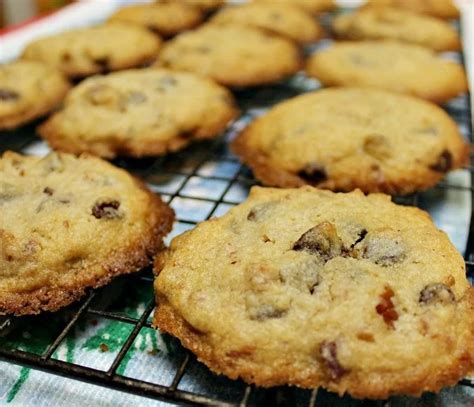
[1,13,474,407]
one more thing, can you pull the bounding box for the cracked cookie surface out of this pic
[39,68,238,158]
[210,3,323,44]
[21,23,162,78]
[333,7,460,51]
[107,2,203,37]
[306,41,467,103]
[0,151,174,315]
[232,88,468,195]
[155,24,302,87]
[0,61,70,130]
[153,186,474,398]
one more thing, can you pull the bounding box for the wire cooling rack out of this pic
[1,15,474,407]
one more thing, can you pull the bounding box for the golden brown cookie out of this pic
[39,68,238,158]
[210,3,323,44]
[169,0,225,12]
[154,186,474,398]
[0,151,174,316]
[21,23,162,78]
[232,88,469,195]
[366,0,459,19]
[306,41,468,103]
[252,0,335,15]
[333,7,461,51]
[0,61,70,130]
[156,24,302,87]
[107,2,203,37]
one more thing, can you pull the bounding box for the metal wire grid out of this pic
[1,15,474,407]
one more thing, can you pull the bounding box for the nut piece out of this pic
[293,222,342,261]
[376,286,398,328]
[419,283,456,305]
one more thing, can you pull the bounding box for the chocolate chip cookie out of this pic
[0,60,70,130]
[232,88,468,195]
[156,24,302,87]
[107,2,203,37]
[210,3,323,44]
[366,0,459,19]
[39,68,238,158]
[306,41,468,103]
[253,0,335,15]
[333,7,461,51]
[154,186,474,398]
[21,23,162,78]
[0,151,174,315]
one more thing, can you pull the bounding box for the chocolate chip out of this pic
[429,150,452,173]
[351,229,367,248]
[92,200,121,219]
[93,57,110,71]
[0,89,19,101]
[376,286,398,328]
[293,222,342,261]
[297,163,327,185]
[320,341,348,381]
[43,187,54,196]
[419,283,455,305]
[249,305,287,321]
[359,232,405,266]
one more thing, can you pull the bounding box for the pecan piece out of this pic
[376,286,398,328]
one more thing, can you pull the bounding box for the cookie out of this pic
[170,0,224,12]
[156,24,302,87]
[0,61,70,130]
[305,41,468,103]
[210,3,323,45]
[333,7,461,52]
[366,0,459,19]
[0,151,174,316]
[232,88,468,195]
[107,3,203,37]
[21,23,162,78]
[154,185,474,398]
[39,68,238,158]
[252,0,335,15]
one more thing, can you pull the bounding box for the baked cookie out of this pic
[366,0,459,20]
[169,0,224,12]
[333,7,460,52]
[154,186,474,398]
[0,151,174,316]
[39,68,238,158]
[107,3,203,37]
[232,88,468,195]
[211,3,323,44]
[0,61,70,130]
[252,0,335,15]
[156,24,302,87]
[306,41,468,103]
[21,23,162,78]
